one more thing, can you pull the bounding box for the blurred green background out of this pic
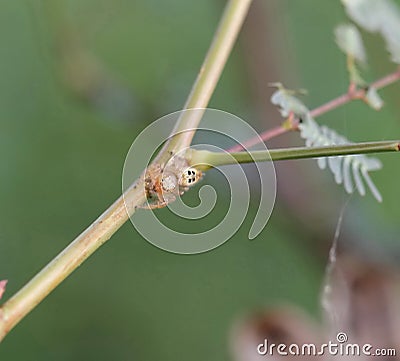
[0,1,399,360]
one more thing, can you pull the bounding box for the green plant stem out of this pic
[156,0,252,164]
[230,68,400,151]
[0,0,252,342]
[0,181,145,342]
[190,141,400,169]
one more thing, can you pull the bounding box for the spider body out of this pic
[141,162,203,209]
[179,168,201,187]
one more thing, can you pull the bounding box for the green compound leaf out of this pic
[270,83,309,118]
[299,116,383,202]
[342,0,400,63]
[335,23,367,64]
[334,23,367,86]
[364,86,384,110]
[270,88,383,201]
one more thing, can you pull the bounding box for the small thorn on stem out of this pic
[282,112,296,130]
[0,280,8,300]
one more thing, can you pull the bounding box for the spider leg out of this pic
[137,196,169,209]
[139,201,168,210]
[137,192,173,210]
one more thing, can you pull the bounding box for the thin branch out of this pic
[0,0,252,342]
[368,68,400,93]
[228,125,287,152]
[309,92,354,119]
[236,69,400,149]
[190,140,400,169]
[156,0,252,163]
[0,281,7,301]
[310,69,400,118]
[0,181,145,341]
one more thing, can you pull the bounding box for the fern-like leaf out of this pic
[299,116,383,202]
[270,86,383,202]
[341,0,400,64]
[270,83,308,117]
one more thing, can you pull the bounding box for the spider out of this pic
[140,161,203,209]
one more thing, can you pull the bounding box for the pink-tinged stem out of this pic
[0,281,7,300]
[230,69,400,151]
[310,92,351,118]
[311,69,400,118]
[228,125,287,152]
[371,69,400,89]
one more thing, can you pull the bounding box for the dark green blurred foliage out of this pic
[0,1,399,360]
